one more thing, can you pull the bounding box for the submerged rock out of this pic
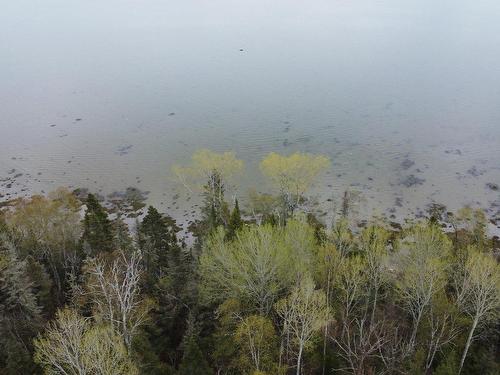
[400,158,415,170]
[400,175,425,188]
[486,182,499,191]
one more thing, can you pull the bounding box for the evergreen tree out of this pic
[0,245,42,374]
[114,214,133,252]
[139,206,179,273]
[434,351,459,375]
[178,315,211,375]
[226,199,243,240]
[139,206,194,366]
[81,194,114,254]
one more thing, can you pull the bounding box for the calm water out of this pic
[1,0,499,227]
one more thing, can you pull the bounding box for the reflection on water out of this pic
[1,0,499,228]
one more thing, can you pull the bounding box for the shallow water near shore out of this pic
[1,0,499,230]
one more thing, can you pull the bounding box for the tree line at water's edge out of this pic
[0,150,499,375]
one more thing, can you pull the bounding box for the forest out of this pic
[0,151,498,375]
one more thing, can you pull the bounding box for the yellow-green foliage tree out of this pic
[5,188,81,302]
[234,315,279,374]
[259,152,330,219]
[395,223,452,351]
[33,308,138,375]
[200,219,316,314]
[172,149,244,225]
[454,246,500,374]
[275,276,330,375]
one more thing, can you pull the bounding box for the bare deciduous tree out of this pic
[333,318,391,375]
[34,308,138,375]
[85,250,152,351]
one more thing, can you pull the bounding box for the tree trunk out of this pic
[409,310,423,352]
[459,316,478,374]
[322,271,331,375]
[296,343,303,375]
[371,286,378,323]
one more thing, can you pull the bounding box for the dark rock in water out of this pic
[168,112,175,116]
[400,175,425,187]
[467,166,484,177]
[116,144,133,156]
[401,158,415,170]
[75,118,82,121]
[239,48,244,51]
[486,182,499,191]
[50,124,56,127]
[295,136,312,144]
[13,173,23,178]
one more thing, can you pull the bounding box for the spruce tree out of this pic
[81,194,114,254]
[139,206,193,364]
[139,206,180,273]
[226,199,243,240]
[178,315,211,375]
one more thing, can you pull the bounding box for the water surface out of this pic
[1,0,499,227]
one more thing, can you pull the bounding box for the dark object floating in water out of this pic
[467,166,484,177]
[168,112,175,116]
[116,144,133,156]
[50,124,56,127]
[75,118,82,121]
[445,149,462,155]
[239,49,244,51]
[486,182,499,191]
[400,175,425,188]
[400,158,415,170]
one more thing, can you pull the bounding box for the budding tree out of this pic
[260,152,330,221]
[200,220,315,314]
[234,315,278,374]
[395,223,452,351]
[358,225,390,322]
[275,277,330,375]
[454,246,500,374]
[33,308,138,375]
[172,149,244,226]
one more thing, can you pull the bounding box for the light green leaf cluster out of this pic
[172,149,244,189]
[259,152,331,197]
[200,219,316,313]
